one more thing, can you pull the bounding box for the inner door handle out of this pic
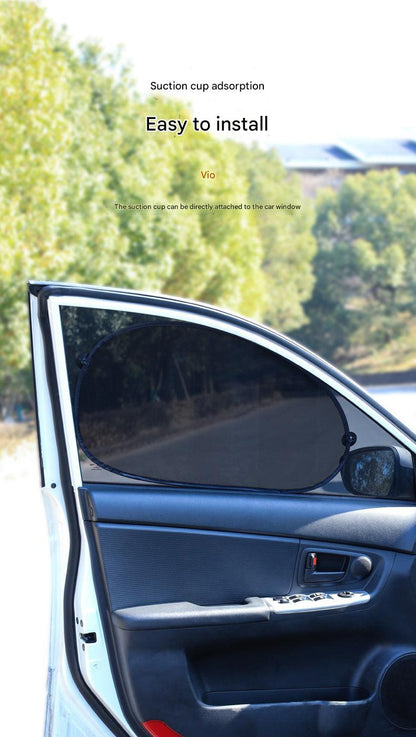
[304,551,347,583]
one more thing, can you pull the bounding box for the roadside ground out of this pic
[1,426,50,736]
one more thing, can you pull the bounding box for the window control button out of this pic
[268,590,369,614]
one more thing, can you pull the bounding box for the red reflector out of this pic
[142,721,184,737]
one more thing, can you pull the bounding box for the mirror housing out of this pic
[341,446,415,500]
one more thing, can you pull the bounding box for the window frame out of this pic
[45,289,416,500]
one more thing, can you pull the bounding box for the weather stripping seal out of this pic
[37,286,148,737]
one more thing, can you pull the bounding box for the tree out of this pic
[236,145,317,332]
[0,1,71,394]
[0,2,263,404]
[297,169,416,363]
[0,1,318,409]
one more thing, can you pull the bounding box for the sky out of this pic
[39,0,416,147]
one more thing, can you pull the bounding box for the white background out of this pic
[40,0,416,144]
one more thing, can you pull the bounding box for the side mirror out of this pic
[341,446,415,500]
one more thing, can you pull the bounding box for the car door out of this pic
[29,281,416,737]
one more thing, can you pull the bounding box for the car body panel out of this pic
[29,282,416,737]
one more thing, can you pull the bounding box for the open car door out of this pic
[29,281,416,737]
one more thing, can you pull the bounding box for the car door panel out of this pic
[83,485,416,554]
[79,483,416,737]
[30,283,416,737]
[90,523,298,612]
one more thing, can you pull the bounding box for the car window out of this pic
[60,306,415,498]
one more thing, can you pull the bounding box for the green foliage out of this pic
[0,3,124,391]
[3,1,416,405]
[296,170,416,362]
[1,1,315,405]
[236,145,316,331]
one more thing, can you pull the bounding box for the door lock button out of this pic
[337,591,354,598]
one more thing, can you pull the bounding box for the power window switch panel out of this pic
[265,591,370,614]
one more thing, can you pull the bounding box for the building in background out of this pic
[277,139,416,196]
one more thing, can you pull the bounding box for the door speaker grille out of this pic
[381,654,416,730]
